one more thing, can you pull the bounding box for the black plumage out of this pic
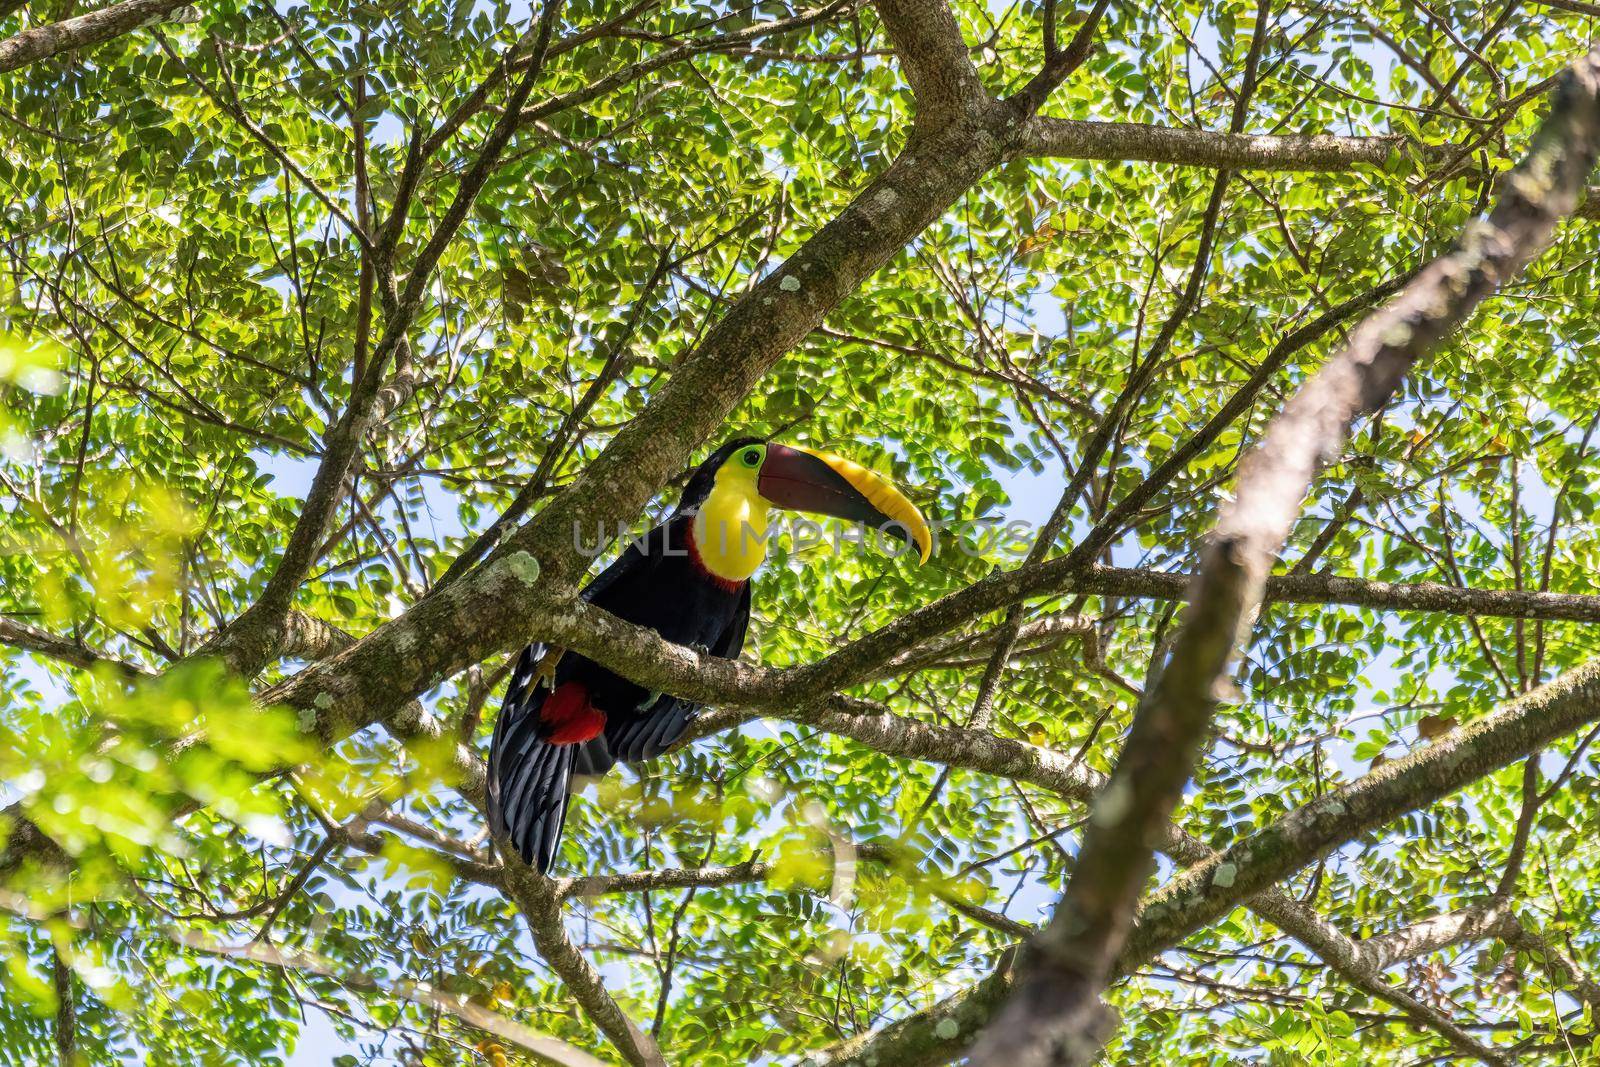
[487,440,759,872]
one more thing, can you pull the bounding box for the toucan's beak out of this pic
[757,444,932,563]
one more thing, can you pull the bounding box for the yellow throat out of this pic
[691,465,771,582]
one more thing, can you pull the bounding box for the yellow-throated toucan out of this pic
[488,438,932,871]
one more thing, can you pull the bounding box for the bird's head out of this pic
[676,436,932,564]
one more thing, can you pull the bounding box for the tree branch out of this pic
[798,697,1507,1065]
[1007,0,1113,114]
[1359,904,1512,970]
[432,249,673,589]
[14,532,1600,879]
[1015,117,1446,171]
[0,616,149,676]
[1090,565,1600,623]
[0,0,192,74]
[52,944,74,1067]
[1499,914,1600,1008]
[255,0,1049,767]
[871,0,990,123]
[512,1,858,134]
[256,545,1600,772]
[498,857,669,1067]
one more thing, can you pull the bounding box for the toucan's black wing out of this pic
[580,528,664,606]
[713,579,753,660]
[603,580,752,764]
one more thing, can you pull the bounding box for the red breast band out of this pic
[685,526,748,593]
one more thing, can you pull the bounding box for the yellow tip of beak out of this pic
[795,446,933,564]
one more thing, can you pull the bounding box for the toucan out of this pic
[487,437,933,871]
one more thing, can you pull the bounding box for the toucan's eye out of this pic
[743,449,761,466]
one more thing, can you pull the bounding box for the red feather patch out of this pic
[541,682,606,745]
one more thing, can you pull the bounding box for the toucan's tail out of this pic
[488,646,592,872]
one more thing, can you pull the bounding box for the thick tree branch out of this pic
[52,944,74,1067]
[871,0,990,122]
[1531,0,1600,17]
[1089,565,1600,623]
[1008,0,1113,113]
[0,0,191,74]
[529,565,1600,716]
[1015,117,1444,171]
[246,610,490,807]
[272,610,361,662]
[1360,904,1512,970]
[254,550,1600,770]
